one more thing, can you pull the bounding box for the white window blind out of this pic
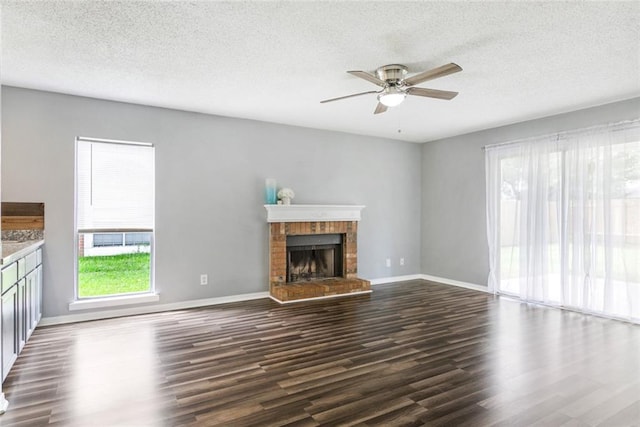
[77,138,155,232]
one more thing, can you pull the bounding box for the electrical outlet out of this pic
[400,258,405,266]
[385,258,391,268]
[200,274,208,285]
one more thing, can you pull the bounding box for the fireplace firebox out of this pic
[286,234,342,283]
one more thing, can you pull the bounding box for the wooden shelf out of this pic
[1,203,45,231]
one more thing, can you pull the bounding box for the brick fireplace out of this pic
[265,205,371,303]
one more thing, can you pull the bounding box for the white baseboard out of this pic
[369,274,424,285]
[368,273,489,293]
[419,274,490,293]
[39,275,488,326]
[39,291,270,326]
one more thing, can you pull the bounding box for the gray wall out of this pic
[1,86,422,318]
[4,85,636,319]
[421,97,640,286]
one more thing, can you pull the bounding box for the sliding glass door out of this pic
[486,121,640,322]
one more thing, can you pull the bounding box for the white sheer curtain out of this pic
[486,120,640,323]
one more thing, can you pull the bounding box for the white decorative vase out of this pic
[282,197,291,205]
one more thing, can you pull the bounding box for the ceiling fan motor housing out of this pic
[376,64,408,85]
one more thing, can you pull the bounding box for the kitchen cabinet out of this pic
[0,244,43,382]
[1,284,18,382]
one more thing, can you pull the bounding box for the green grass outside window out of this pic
[78,253,151,297]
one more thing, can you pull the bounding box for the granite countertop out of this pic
[1,239,45,266]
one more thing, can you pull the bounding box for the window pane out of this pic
[93,233,124,247]
[78,231,151,297]
[125,232,151,246]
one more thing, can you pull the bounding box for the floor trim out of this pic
[40,275,489,326]
[419,274,490,293]
[369,274,490,294]
[369,274,424,285]
[40,292,270,326]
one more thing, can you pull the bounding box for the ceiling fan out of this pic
[321,63,462,114]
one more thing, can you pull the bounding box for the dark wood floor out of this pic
[0,280,638,426]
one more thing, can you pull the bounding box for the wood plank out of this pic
[1,216,45,231]
[1,202,44,217]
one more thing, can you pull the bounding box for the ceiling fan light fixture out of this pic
[378,86,406,107]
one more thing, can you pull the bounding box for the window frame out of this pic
[73,137,156,302]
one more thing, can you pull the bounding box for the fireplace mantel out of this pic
[264,204,365,223]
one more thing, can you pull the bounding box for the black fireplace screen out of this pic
[286,234,343,283]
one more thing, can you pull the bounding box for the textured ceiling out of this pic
[2,1,639,143]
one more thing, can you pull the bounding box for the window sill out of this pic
[69,293,160,311]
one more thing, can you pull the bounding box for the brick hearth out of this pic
[268,220,371,302]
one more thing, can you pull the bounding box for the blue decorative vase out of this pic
[265,178,277,204]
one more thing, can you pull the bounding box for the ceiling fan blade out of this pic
[406,87,459,100]
[320,90,378,104]
[347,70,386,87]
[374,102,388,114]
[404,63,462,86]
